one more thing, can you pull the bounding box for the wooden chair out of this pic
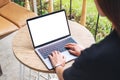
[0,0,36,38]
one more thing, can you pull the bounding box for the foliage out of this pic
[37,0,49,15]
[14,0,25,6]
[86,15,111,42]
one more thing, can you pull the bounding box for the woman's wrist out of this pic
[55,65,64,73]
[54,63,64,72]
[54,63,62,69]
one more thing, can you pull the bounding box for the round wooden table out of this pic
[12,20,95,73]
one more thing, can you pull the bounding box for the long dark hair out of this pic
[97,0,120,35]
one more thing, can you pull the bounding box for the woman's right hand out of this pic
[65,43,85,56]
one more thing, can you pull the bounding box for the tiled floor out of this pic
[0,32,20,80]
[0,32,58,80]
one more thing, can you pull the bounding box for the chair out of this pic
[0,0,37,38]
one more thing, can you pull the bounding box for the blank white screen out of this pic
[28,11,70,47]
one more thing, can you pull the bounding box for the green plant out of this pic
[37,0,49,15]
[14,0,25,6]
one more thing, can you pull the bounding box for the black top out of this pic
[63,30,120,80]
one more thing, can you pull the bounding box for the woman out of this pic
[49,0,120,80]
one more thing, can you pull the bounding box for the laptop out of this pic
[27,9,77,70]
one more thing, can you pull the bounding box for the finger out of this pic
[66,46,74,50]
[48,55,53,60]
[51,51,57,56]
[54,51,60,56]
[49,54,52,57]
[65,44,72,48]
[55,50,61,54]
[65,43,76,49]
[69,50,76,55]
[56,51,62,56]
[65,43,76,46]
[57,51,61,53]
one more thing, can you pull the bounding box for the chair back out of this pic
[0,0,10,8]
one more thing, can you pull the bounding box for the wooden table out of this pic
[12,20,95,73]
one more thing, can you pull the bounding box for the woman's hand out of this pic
[49,51,66,69]
[49,51,65,80]
[65,43,85,56]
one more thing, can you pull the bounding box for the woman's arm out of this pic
[55,66,64,80]
[49,43,84,80]
[49,51,66,80]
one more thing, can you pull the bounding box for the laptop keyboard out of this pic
[38,38,76,59]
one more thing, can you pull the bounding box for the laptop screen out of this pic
[27,10,70,47]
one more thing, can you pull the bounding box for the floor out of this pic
[0,32,58,80]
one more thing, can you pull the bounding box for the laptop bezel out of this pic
[27,9,71,49]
